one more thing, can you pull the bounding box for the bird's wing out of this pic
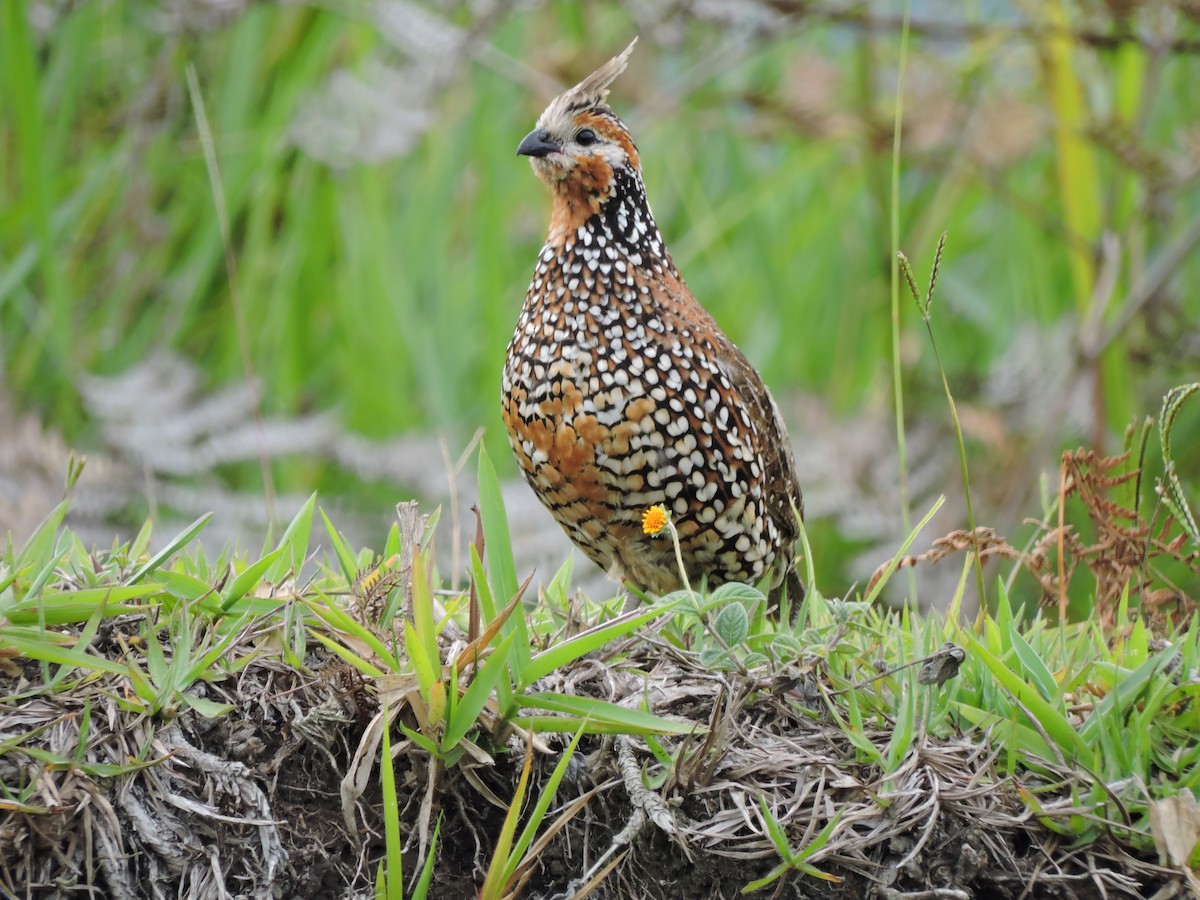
[714,340,803,539]
[648,274,804,547]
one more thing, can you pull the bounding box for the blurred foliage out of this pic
[1,0,1198,596]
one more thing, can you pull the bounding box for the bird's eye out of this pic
[576,128,597,146]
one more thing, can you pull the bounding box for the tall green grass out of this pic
[2,1,1198,592]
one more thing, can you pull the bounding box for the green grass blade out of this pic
[469,544,513,712]
[757,795,794,860]
[270,492,317,580]
[410,547,441,687]
[16,501,67,571]
[413,815,441,899]
[220,546,287,610]
[502,724,587,886]
[443,631,516,751]
[308,630,386,679]
[522,606,668,687]
[405,618,439,705]
[477,446,518,604]
[319,507,360,583]
[157,571,216,602]
[181,694,235,717]
[0,629,128,676]
[864,497,945,605]
[962,632,1091,766]
[479,745,532,900]
[379,703,403,900]
[3,585,158,626]
[476,448,533,679]
[518,692,698,735]
[1007,624,1059,703]
[127,514,213,585]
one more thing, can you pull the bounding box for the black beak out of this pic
[517,129,561,158]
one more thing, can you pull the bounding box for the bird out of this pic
[502,39,804,609]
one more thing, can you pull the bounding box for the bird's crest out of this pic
[538,38,638,127]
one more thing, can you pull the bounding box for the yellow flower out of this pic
[641,505,669,536]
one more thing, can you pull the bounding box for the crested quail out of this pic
[503,39,804,605]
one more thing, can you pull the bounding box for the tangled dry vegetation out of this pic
[1,476,1196,899]
[0,619,1183,899]
[872,380,1200,633]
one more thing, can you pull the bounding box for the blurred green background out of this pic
[2,0,1198,599]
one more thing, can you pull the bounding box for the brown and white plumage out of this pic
[503,40,803,603]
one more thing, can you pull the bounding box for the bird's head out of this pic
[518,39,641,228]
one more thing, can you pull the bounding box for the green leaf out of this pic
[220,546,287,610]
[743,803,844,891]
[707,582,766,611]
[3,585,157,625]
[183,608,257,686]
[17,500,67,570]
[158,571,216,602]
[25,546,70,601]
[443,632,516,751]
[832,690,885,767]
[413,816,441,899]
[270,492,317,580]
[758,795,793,859]
[0,628,128,676]
[864,497,945,605]
[502,724,588,887]
[518,692,698,735]
[181,694,235,717]
[523,606,668,687]
[319,507,360,583]
[144,625,168,689]
[397,722,439,756]
[127,513,213,585]
[713,603,750,647]
[410,548,440,689]
[477,449,533,681]
[47,603,108,689]
[884,669,916,776]
[129,518,153,565]
[309,630,386,679]
[963,632,1092,766]
[469,545,512,711]
[477,447,518,606]
[1079,651,1173,744]
[382,523,401,562]
[480,744,533,900]
[380,703,403,900]
[302,591,398,671]
[0,566,19,605]
[405,619,439,704]
[1007,624,1058,703]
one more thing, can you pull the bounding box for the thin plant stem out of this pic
[185,64,278,525]
[899,238,987,613]
[666,520,695,602]
[890,0,917,601]
[664,520,747,674]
